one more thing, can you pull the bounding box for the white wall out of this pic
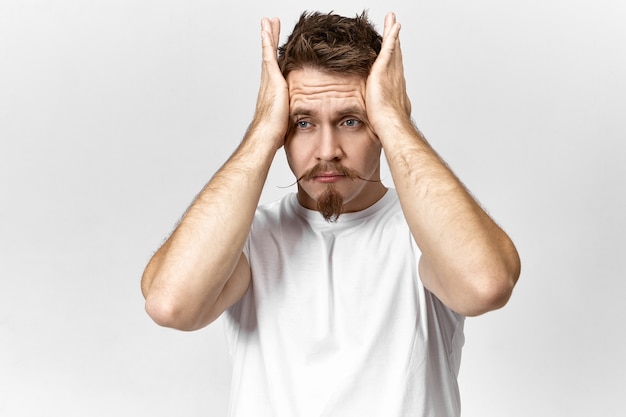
[1,1,624,416]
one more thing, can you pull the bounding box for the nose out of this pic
[316,126,343,162]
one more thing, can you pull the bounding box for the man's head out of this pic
[278,11,382,79]
[280,12,388,222]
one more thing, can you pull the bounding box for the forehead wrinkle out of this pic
[289,88,365,118]
[289,100,366,123]
[289,78,365,98]
[287,69,367,119]
[289,86,362,102]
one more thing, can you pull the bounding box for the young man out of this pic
[141,11,521,417]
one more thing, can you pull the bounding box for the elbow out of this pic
[145,295,185,330]
[473,241,521,315]
[144,293,208,332]
[463,259,520,317]
[141,259,209,331]
[463,277,514,317]
[144,296,171,328]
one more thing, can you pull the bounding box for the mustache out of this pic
[278,163,382,188]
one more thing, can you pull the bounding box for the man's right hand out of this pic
[252,17,289,150]
[141,18,289,331]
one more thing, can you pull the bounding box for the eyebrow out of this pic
[289,106,366,120]
[289,107,312,119]
[337,106,367,118]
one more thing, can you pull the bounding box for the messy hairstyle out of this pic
[278,11,382,78]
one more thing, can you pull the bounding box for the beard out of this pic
[293,162,381,223]
[316,185,344,223]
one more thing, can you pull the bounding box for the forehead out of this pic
[286,68,367,112]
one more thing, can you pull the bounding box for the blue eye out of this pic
[296,120,312,129]
[343,119,361,127]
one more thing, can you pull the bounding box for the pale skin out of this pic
[141,13,521,331]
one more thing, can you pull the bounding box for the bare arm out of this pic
[366,13,520,316]
[141,17,288,330]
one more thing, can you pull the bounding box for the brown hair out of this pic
[278,11,382,78]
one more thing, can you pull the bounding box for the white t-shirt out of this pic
[224,189,465,417]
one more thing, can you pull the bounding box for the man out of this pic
[141,11,521,417]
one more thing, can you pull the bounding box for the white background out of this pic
[1,1,625,416]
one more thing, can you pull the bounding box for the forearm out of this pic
[141,16,289,330]
[380,120,520,315]
[141,127,278,328]
[363,13,519,315]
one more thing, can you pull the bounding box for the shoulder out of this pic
[362,188,404,225]
[254,193,298,225]
[248,193,307,241]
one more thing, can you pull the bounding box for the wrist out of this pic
[246,118,287,151]
[371,112,416,145]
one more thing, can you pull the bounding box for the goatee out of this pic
[317,186,344,222]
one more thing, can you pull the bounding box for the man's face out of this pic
[284,67,386,219]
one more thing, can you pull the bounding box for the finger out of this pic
[383,12,401,41]
[383,12,396,38]
[261,17,271,45]
[379,13,400,52]
[271,17,281,50]
[378,25,401,64]
[260,18,276,61]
